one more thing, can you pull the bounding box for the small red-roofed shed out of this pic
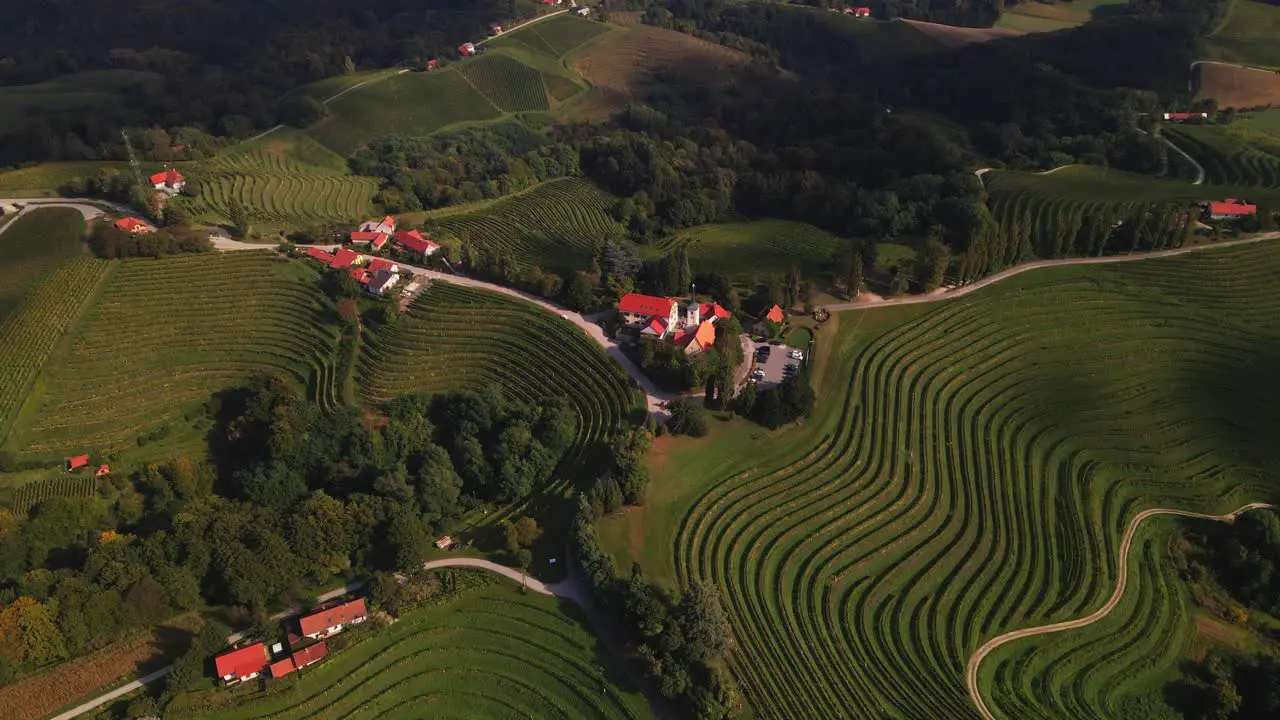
[766,304,785,324]
[269,658,296,678]
[67,454,90,471]
[214,642,268,685]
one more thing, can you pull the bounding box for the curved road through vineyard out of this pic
[966,502,1274,720]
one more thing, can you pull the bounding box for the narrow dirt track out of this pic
[966,502,1274,720]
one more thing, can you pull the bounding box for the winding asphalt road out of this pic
[825,230,1280,312]
[966,502,1275,720]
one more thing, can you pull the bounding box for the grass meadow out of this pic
[1200,0,1280,68]
[3,252,338,461]
[171,579,651,720]
[995,0,1127,33]
[656,220,844,281]
[602,239,1280,718]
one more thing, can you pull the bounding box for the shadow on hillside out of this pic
[1186,339,1280,493]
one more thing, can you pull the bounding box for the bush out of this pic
[665,398,709,437]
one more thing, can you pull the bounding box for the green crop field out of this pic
[0,209,109,442]
[1200,0,1280,68]
[491,14,612,59]
[602,239,1280,718]
[656,220,844,280]
[306,70,503,155]
[430,177,625,271]
[0,162,135,195]
[4,252,338,459]
[457,53,551,112]
[174,578,651,720]
[1164,124,1280,187]
[986,165,1280,206]
[11,475,96,514]
[180,130,379,227]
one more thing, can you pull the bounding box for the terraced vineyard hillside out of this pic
[430,177,625,270]
[490,14,612,59]
[182,131,379,227]
[1165,122,1280,188]
[457,53,551,112]
[5,252,338,458]
[668,240,1280,719]
[174,578,651,720]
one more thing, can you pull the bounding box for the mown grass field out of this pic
[603,239,1280,718]
[656,220,844,280]
[994,0,1126,33]
[4,252,338,460]
[0,70,163,136]
[429,177,625,271]
[174,579,651,720]
[361,281,642,528]
[306,69,504,155]
[0,209,110,443]
[1200,0,1280,68]
[0,162,136,195]
[180,129,379,228]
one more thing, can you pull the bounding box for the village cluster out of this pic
[213,598,369,684]
[301,215,439,297]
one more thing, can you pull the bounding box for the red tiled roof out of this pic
[644,317,668,335]
[305,247,334,262]
[95,464,111,477]
[1165,112,1207,120]
[687,320,717,350]
[149,168,184,186]
[292,642,328,668]
[1209,200,1257,216]
[368,258,396,274]
[214,643,267,680]
[269,658,296,678]
[350,231,384,243]
[299,599,368,637]
[394,229,438,254]
[68,454,90,470]
[113,217,148,233]
[618,293,676,317]
[371,234,388,249]
[349,267,370,284]
[699,302,731,321]
[765,305,785,323]
[330,248,360,269]
[381,215,396,228]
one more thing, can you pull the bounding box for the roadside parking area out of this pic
[749,340,803,389]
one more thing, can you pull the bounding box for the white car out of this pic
[790,349,804,360]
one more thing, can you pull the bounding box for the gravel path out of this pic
[965,502,1274,720]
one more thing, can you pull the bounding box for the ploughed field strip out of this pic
[361,282,642,517]
[432,177,624,270]
[9,253,338,456]
[177,581,651,720]
[673,241,1280,719]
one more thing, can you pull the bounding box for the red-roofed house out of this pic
[426,58,440,71]
[1163,112,1209,122]
[676,320,718,355]
[618,293,679,336]
[349,267,371,284]
[330,248,362,269]
[306,247,337,264]
[269,658,296,678]
[367,269,399,296]
[67,454,90,471]
[149,168,185,193]
[490,23,503,35]
[95,464,111,477]
[291,642,328,669]
[113,217,151,234]
[1208,198,1258,220]
[359,216,397,235]
[393,229,439,259]
[368,257,398,274]
[214,642,268,685]
[298,599,368,640]
[349,231,386,246]
[765,304,786,324]
[854,6,872,17]
[698,302,731,322]
[459,42,476,57]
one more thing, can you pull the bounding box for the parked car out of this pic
[756,347,772,360]
[751,368,765,379]
[790,349,804,360]
[783,363,799,375]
